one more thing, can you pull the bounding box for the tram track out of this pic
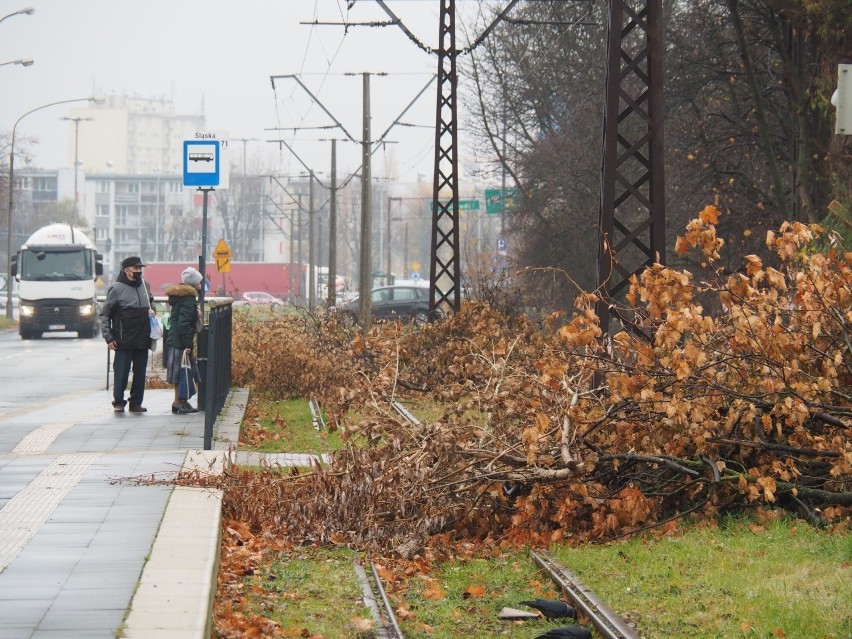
[319,398,638,639]
[354,559,405,639]
[308,397,326,431]
[533,550,639,639]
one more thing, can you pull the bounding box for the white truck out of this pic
[11,223,104,339]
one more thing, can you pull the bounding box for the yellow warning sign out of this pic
[215,256,231,273]
[213,238,232,259]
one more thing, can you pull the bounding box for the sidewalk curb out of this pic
[122,387,250,639]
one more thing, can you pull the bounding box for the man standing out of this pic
[100,256,155,413]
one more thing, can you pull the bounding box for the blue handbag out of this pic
[177,352,197,400]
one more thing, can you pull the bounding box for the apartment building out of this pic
[67,93,205,175]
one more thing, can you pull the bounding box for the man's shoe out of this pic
[180,401,199,413]
[128,404,147,413]
[113,402,126,413]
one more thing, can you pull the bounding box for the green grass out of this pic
[397,553,578,639]
[550,516,852,639]
[238,519,850,639]
[246,397,345,454]
[0,317,17,331]
[244,547,374,637]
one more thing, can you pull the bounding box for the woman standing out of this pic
[165,267,203,414]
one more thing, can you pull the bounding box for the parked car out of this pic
[338,284,440,325]
[239,291,285,308]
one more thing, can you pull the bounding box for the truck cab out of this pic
[12,224,104,339]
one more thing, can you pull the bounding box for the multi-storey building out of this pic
[85,172,200,278]
[67,94,205,175]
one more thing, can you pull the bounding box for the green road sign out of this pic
[431,199,480,212]
[485,188,518,215]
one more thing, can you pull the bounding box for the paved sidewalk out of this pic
[0,386,250,639]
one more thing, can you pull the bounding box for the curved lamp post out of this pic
[0,58,34,68]
[0,6,34,26]
[6,97,97,319]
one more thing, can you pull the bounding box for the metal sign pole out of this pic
[198,187,213,316]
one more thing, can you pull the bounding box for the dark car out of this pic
[338,284,438,325]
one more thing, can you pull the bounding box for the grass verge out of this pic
[241,396,344,453]
[549,515,851,639]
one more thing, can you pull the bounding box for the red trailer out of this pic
[142,262,297,300]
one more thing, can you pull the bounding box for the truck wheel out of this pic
[20,329,32,340]
[80,324,97,339]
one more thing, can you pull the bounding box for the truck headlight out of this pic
[80,304,94,316]
[20,305,34,317]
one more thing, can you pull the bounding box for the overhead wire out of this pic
[273,0,351,178]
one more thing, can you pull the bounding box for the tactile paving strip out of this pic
[11,421,77,456]
[0,452,100,571]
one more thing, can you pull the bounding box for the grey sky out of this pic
[0,0,488,183]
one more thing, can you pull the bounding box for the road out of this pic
[0,329,110,415]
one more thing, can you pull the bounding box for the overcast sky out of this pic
[1,0,491,183]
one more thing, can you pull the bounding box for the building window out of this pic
[33,176,57,192]
[96,205,110,218]
[98,181,111,193]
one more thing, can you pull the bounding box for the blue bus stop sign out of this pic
[183,140,220,187]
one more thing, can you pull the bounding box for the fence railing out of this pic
[197,298,233,450]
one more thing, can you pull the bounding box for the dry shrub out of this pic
[207,212,850,556]
[232,312,353,406]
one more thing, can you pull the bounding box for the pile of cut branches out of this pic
[204,211,850,555]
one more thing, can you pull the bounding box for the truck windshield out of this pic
[20,248,92,280]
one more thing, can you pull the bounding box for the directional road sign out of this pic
[431,199,480,212]
[485,188,518,215]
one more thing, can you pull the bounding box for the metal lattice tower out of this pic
[596,0,666,332]
[429,0,462,314]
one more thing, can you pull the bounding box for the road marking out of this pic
[0,453,100,572]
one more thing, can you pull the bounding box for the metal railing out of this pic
[198,297,232,449]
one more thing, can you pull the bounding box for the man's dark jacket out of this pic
[99,271,154,350]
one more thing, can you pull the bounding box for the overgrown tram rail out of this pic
[341,399,641,639]
[352,546,640,639]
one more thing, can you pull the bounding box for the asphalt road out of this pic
[0,330,111,415]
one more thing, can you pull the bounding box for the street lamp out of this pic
[6,97,97,319]
[60,116,94,217]
[0,6,34,26]
[0,59,34,68]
